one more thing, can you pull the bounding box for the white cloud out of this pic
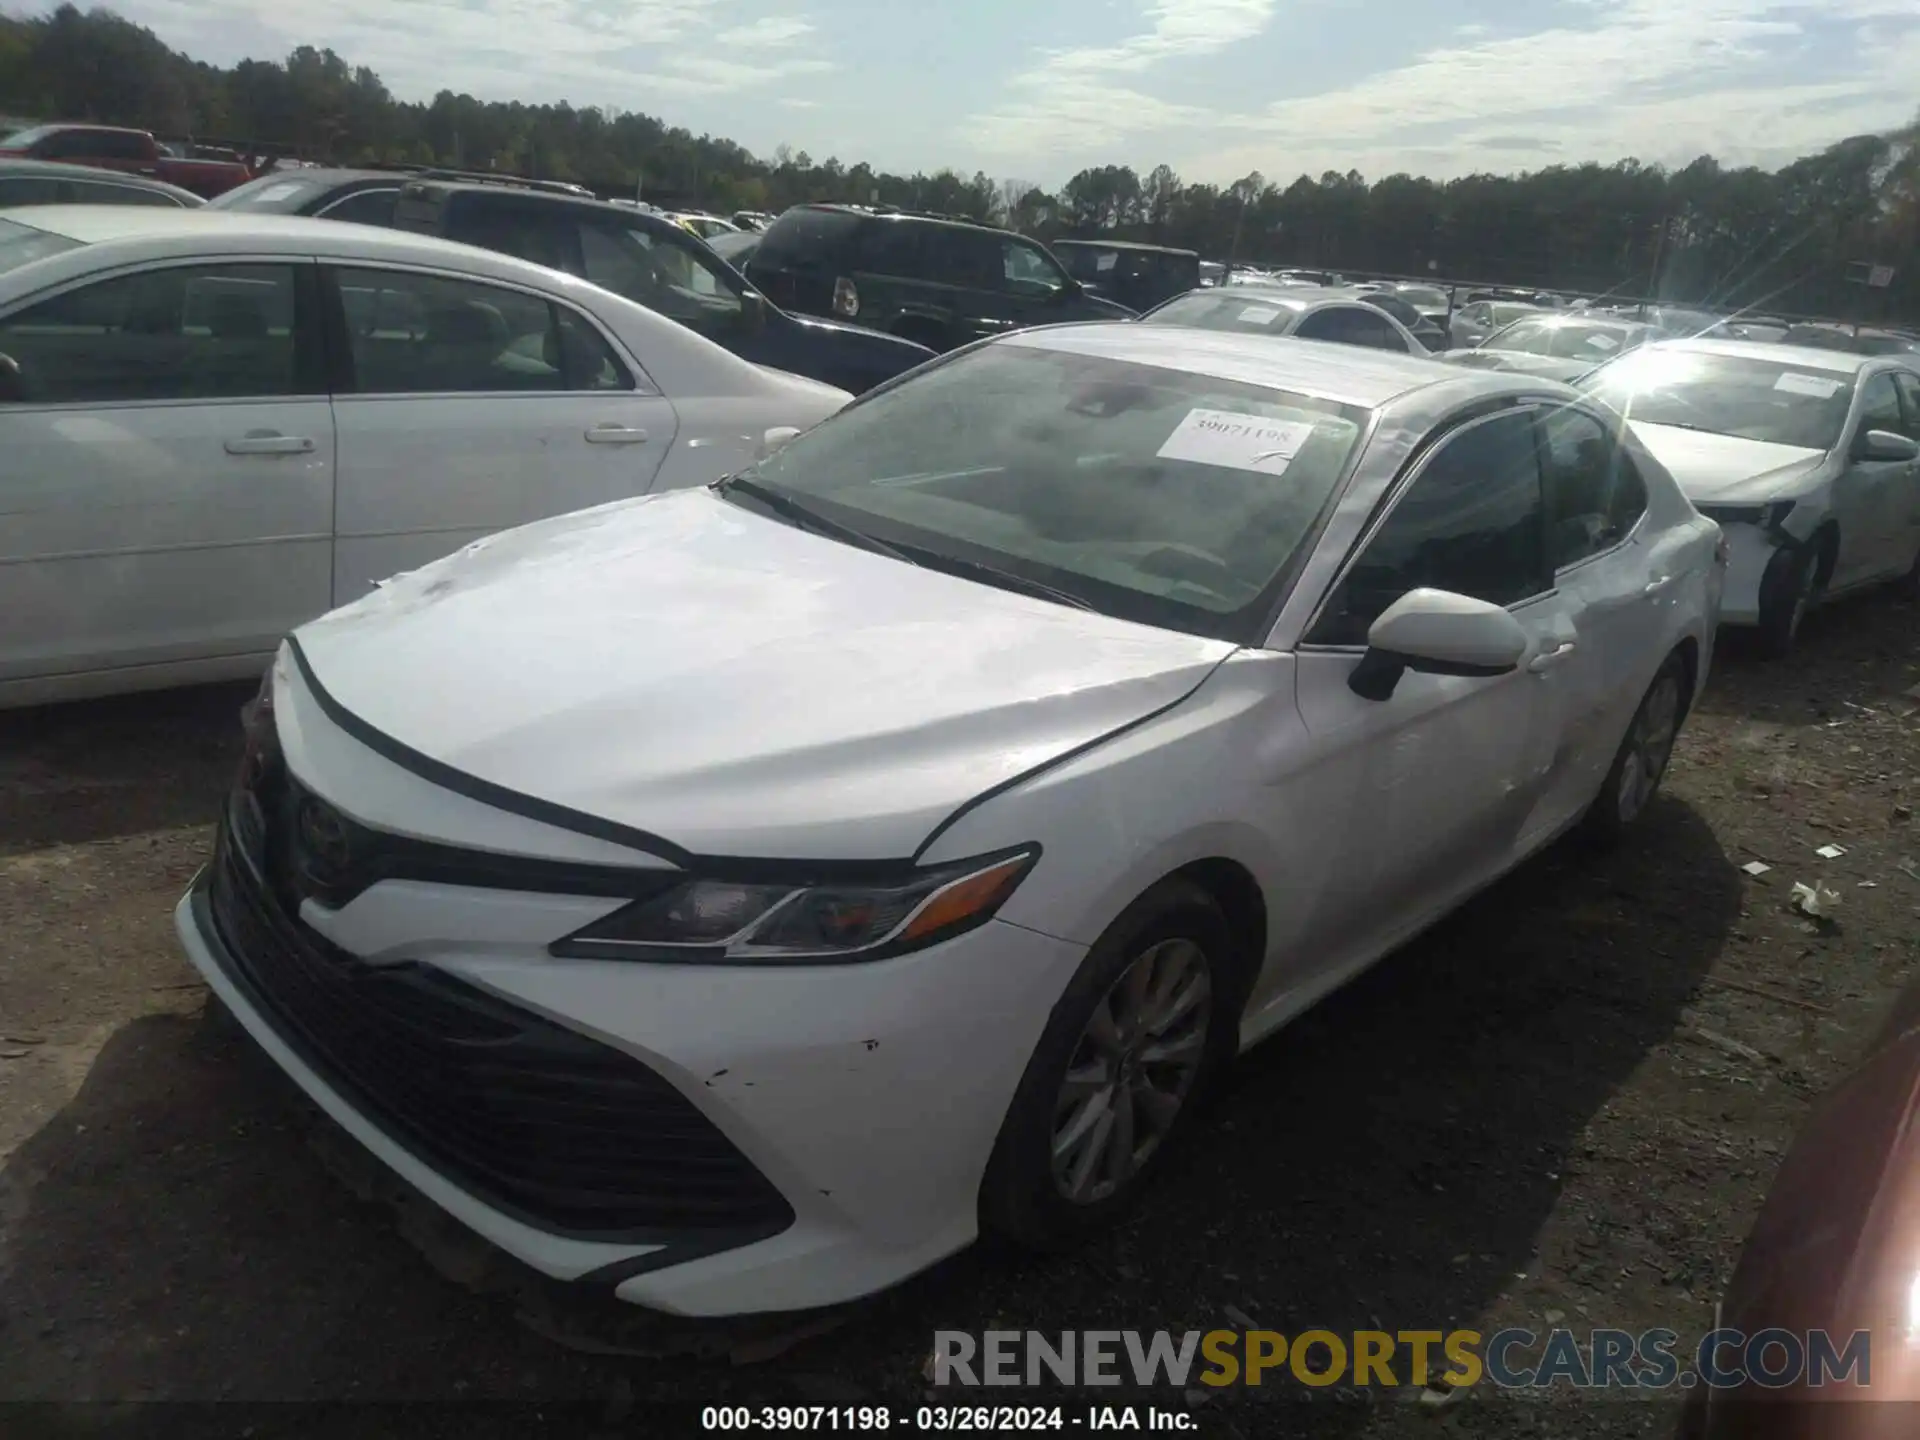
[717,15,815,47]
[967,0,1920,182]
[118,0,828,102]
[1193,0,1920,180]
[970,0,1275,153]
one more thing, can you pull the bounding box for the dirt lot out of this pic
[2,596,1917,1438]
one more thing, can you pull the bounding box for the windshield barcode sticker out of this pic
[1773,372,1844,398]
[1156,409,1316,475]
[1236,305,1281,325]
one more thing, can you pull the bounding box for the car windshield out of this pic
[1396,286,1449,308]
[0,217,83,277]
[0,125,57,148]
[1490,320,1641,360]
[722,342,1368,638]
[1142,290,1300,334]
[1488,303,1538,326]
[1581,349,1855,451]
[207,174,335,211]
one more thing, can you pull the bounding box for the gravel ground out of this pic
[1,593,1917,1439]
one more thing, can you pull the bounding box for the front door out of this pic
[323,264,675,602]
[1285,407,1570,983]
[1833,370,1920,587]
[0,259,334,687]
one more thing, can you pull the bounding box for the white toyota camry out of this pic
[175,325,1723,1318]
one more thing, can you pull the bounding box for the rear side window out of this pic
[333,266,567,395]
[318,187,399,226]
[753,207,863,270]
[928,227,1003,288]
[1295,306,1410,352]
[441,195,578,273]
[857,219,933,278]
[1539,407,1643,568]
[0,176,66,206]
[71,178,185,208]
[1892,372,1920,439]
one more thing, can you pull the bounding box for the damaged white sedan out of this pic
[1580,339,1920,655]
[175,327,1722,1318]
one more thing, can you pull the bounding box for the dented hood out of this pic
[1628,421,1830,504]
[292,488,1234,861]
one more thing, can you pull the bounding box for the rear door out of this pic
[323,263,676,602]
[0,259,334,686]
[1834,370,1914,586]
[1531,401,1666,832]
[1890,371,1920,574]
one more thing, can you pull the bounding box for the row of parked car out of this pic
[4,153,1919,1393]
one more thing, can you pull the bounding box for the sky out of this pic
[100,0,1920,186]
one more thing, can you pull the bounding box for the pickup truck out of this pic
[0,124,254,198]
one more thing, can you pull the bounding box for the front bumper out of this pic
[175,842,1085,1317]
[1714,521,1791,627]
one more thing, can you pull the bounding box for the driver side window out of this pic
[1307,410,1549,647]
[1857,372,1902,444]
[1002,238,1065,293]
[578,222,743,330]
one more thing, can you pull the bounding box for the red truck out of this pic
[0,123,255,198]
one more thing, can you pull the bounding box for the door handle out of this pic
[1643,574,1676,595]
[224,433,315,455]
[1527,641,1577,674]
[585,424,649,445]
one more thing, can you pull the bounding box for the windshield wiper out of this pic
[890,541,1097,612]
[716,476,915,565]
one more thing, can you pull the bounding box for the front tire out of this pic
[980,879,1244,1250]
[1581,652,1687,846]
[1755,538,1823,658]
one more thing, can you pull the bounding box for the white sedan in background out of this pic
[1580,339,1920,655]
[0,207,849,707]
[176,328,1721,1318]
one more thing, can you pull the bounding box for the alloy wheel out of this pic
[1617,673,1682,823]
[1050,937,1212,1205]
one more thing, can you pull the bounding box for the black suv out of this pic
[1051,239,1199,314]
[745,205,1135,352]
[227,172,932,393]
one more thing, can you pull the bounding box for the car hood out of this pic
[291,488,1234,862]
[785,309,935,360]
[1627,422,1829,503]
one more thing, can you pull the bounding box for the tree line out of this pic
[3,3,1916,321]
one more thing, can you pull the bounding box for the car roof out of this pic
[796,203,1006,235]
[0,157,201,200]
[0,206,634,297]
[1008,321,1547,410]
[1052,238,1198,257]
[1647,336,1877,373]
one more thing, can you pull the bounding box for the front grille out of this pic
[201,778,794,1241]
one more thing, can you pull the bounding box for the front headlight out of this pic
[550,848,1039,964]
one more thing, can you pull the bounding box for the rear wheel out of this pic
[981,879,1243,1249]
[1582,652,1687,846]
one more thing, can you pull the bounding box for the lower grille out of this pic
[202,802,794,1241]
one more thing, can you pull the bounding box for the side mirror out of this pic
[1348,588,1531,701]
[1855,428,1919,463]
[0,352,22,403]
